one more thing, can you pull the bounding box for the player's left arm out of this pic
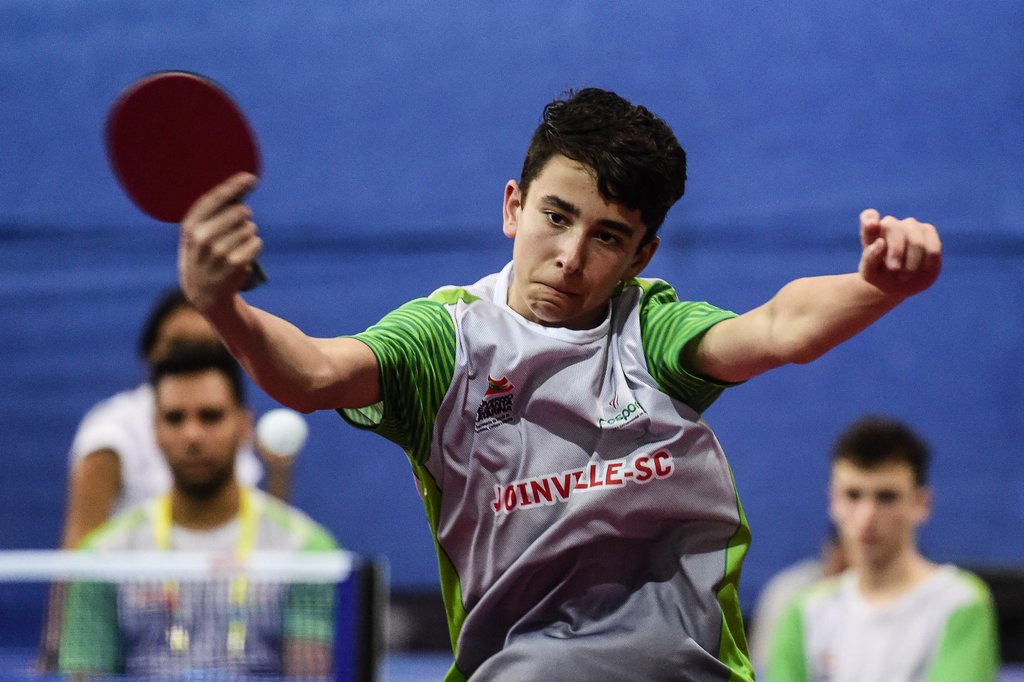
[693,209,941,383]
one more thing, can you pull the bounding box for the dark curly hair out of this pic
[832,415,931,486]
[519,88,687,242]
[150,341,246,407]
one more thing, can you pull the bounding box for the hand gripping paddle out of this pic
[106,70,267,289]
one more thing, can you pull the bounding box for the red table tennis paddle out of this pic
[106,70,267,289]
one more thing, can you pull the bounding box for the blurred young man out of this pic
[767,416,999,682]
[59,343,336,678]
[747,525,847,674]
[176,88,942,680]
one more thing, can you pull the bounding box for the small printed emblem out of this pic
[597,399,647,429]
[475,375,515,432]
[485,375,514,396]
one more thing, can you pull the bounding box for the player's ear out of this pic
[502,181,522,239]
[914,485,933,526]
[624,236,659,280]
[827,481,840,523]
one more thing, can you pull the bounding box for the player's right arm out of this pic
[178,173,380,413]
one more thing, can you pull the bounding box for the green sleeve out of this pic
[765,600,810,682]
[58,581,121,674]
[339,295,459,465]
[275,505,339,643]
[284,536,338,642]
[301,527,339,551]
[284,582,336,644]
[634,278,738,413]
[927,582,1000,682]
[262,496,340,553]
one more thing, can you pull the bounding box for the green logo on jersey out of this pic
[598,400,646,428]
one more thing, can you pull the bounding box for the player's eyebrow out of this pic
[541,194,580,219]
[540,194,636,238]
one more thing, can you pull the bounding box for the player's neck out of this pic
[171,479,241,530]
[855,549,935,605]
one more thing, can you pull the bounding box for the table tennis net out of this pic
[0,550,384,681]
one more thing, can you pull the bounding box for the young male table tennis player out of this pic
[175,88,942,680]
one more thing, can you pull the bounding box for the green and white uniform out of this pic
[342,263,752,681]
[767,565,999,682]
[59,488,337,677]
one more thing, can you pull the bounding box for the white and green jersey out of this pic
[343,263,753,681]
[58,489,337,677]
[767,565,999,682]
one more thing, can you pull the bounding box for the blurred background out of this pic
[0,0,1021,656]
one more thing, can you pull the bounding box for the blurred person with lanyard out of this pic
[59,342,337,678]
[61,287,297,551]
[41,288,299,672]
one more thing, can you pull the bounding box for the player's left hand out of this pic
[858,209,942,299]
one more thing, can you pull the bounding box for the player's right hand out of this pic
[178,173,262,313]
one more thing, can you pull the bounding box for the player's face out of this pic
[155,369,250,499]
[149,307,219,365]
[829,460,930,570]
[502,155,659,330]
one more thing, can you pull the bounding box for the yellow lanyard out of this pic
[153,489,259,656]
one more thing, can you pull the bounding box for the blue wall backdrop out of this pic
[1,2,1022,619]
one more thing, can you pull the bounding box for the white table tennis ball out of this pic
[255,408,309,457]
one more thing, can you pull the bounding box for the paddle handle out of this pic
[243,259,268,290]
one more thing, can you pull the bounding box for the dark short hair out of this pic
[831,416,931,486]
[138,287,192,360]
[150,342,246,406]
[519,88,687,241]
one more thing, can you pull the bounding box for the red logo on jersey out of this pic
[484,375,514,396]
